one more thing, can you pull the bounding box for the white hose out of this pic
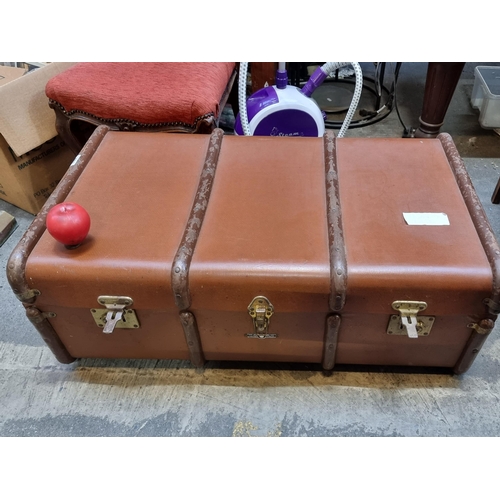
[238,62,251,136]
[321,62,363,137]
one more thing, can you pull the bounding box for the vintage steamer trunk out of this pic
[7,126,500,374]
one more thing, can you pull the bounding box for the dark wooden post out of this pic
[491,178,500,204]
[415,62,466,138]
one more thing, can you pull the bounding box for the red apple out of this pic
[46,202,91,248]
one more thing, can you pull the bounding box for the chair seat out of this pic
[46,62,236,127]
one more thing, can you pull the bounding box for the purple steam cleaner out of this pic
[234,62,363,138]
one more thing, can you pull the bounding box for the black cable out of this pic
[316,74,394,129]
[393,63,405,128]
[392,63,415,137]
[317,63,414,134]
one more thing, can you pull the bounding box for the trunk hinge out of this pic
[25,306,56,324]
[16,288,41,302]
[468,319,495,335]
[483,298,500,316]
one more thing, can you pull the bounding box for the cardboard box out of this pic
[0,62,77,214]
[0,65,27,86]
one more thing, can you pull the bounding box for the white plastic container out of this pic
[471,66,500,129]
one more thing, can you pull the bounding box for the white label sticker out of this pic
[403,213,450,226]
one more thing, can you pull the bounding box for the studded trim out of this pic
[49,99,216,131]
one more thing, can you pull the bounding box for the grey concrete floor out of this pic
[1,62,500,437]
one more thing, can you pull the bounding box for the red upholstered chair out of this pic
[45,62,238,154]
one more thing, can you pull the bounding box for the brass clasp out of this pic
[246,296,276,339]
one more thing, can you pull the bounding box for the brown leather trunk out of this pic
[7,127,500,374]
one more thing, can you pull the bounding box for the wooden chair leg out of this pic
[227,76,239,119]
[50,104,85,154]
[491,177,500,204]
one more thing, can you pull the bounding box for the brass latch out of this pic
[246,296,277,339]
[387,300,434,339]
[91,296,140,334]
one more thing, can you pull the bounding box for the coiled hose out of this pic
[320,62,363,138]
